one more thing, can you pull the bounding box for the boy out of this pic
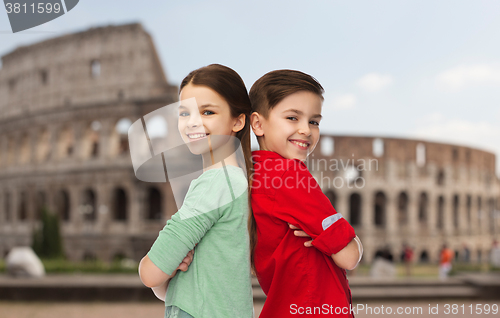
[249,70,363,317]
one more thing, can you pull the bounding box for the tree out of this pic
[32,207,64,259]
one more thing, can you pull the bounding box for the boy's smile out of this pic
[252,90,323,161]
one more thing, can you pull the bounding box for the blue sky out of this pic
[1,0,500,175]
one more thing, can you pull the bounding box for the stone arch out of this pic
[112,188,128,221]
[35,191,47,220]
[418,192,428,225]
[55,190,70,221]
[488,198,495,234]
[83,121,101,159]
[57,125,74,159]
[18,190,27,220]
[37,127,50,162]
[110,117,132,157]
[436,169,445,186]
[324,190,336,208]
[146,187,162,220]
[3,191,11,222]
[477,196,482,227]
[466,195,472,231]
[83,251,97,261]
[416,143,426,167]
[372,138,384,157]
[81,189,97,221]
[349,193,361,226]
[19,133,30,164]
[374,191,386,227]
[6,135,15,166]
[397,192,409,225]
[419,250,429,263]
[320,136,334,156]
[437,196,445,230]
[453,194,460,229]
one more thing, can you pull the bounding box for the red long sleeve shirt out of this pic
[252,150,356,317]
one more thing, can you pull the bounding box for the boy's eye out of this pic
[287,116,298,121]
[179,111,189,117]
[203,110,215,115]
[310,120,320,126]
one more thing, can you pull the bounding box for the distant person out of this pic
[439,244,454,280]
[461,243,471,263]
[491,240,500,268]
[402,244,414,277]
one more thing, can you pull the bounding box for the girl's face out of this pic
[178,83,242,155]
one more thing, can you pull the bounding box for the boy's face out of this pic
[252,90,322,161]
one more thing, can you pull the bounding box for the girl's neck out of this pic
[201,141,240,172]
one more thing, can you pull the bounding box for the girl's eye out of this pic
[310,120,320,126]
[287,116,298,121]
[179,112,189,117]
[203,110,215,115]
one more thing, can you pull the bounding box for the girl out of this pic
[139,64,254,318]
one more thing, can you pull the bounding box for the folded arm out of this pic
[290,223,363,270]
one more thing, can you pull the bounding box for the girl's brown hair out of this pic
[179,64,256,271]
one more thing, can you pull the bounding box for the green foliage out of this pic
[40,258,138,273]
[32,207,64,259]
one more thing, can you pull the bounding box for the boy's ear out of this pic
[232,113,246,133]
[250,112,264,137]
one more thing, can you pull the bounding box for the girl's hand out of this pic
[288,223,313,247]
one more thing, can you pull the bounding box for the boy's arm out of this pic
[330,236,363,270]
[290,224,363,270]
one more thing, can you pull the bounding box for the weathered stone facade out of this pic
[309,135,500,263]
[0,23,180,262]
[0,23,498,264]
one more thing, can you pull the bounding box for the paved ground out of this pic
[1,300,498,318]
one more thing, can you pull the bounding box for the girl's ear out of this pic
[250,112,264,137]
[232,113,246,133]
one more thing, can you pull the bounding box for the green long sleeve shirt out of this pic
[147,165,253,318]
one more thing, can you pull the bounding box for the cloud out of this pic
[329,94,357,110]
[435,64,500,91]
[412,114,500,176]
[356,73,393,92]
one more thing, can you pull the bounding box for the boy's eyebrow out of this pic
[284,108,322,119]
[178,104,220,109]
[200,104,219,108]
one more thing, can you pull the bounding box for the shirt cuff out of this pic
[312,218,356,255]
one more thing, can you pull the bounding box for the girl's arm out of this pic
[139,255,174,288]
[144,249,195,301]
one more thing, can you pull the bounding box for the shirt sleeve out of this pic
[273,161,356,255]
[147,167,239,275]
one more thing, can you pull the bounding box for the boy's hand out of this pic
[288,223,313,247]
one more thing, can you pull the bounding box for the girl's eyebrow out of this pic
[283,108,322,119]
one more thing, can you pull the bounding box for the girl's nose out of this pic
[187,115,202,129]
[298,122,311,136]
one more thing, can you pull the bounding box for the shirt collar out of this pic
[251,150,285,161]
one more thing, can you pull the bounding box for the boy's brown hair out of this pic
[249,69,325,118]
[248,69,324,272]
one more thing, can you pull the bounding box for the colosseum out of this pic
[0,23,499,264]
